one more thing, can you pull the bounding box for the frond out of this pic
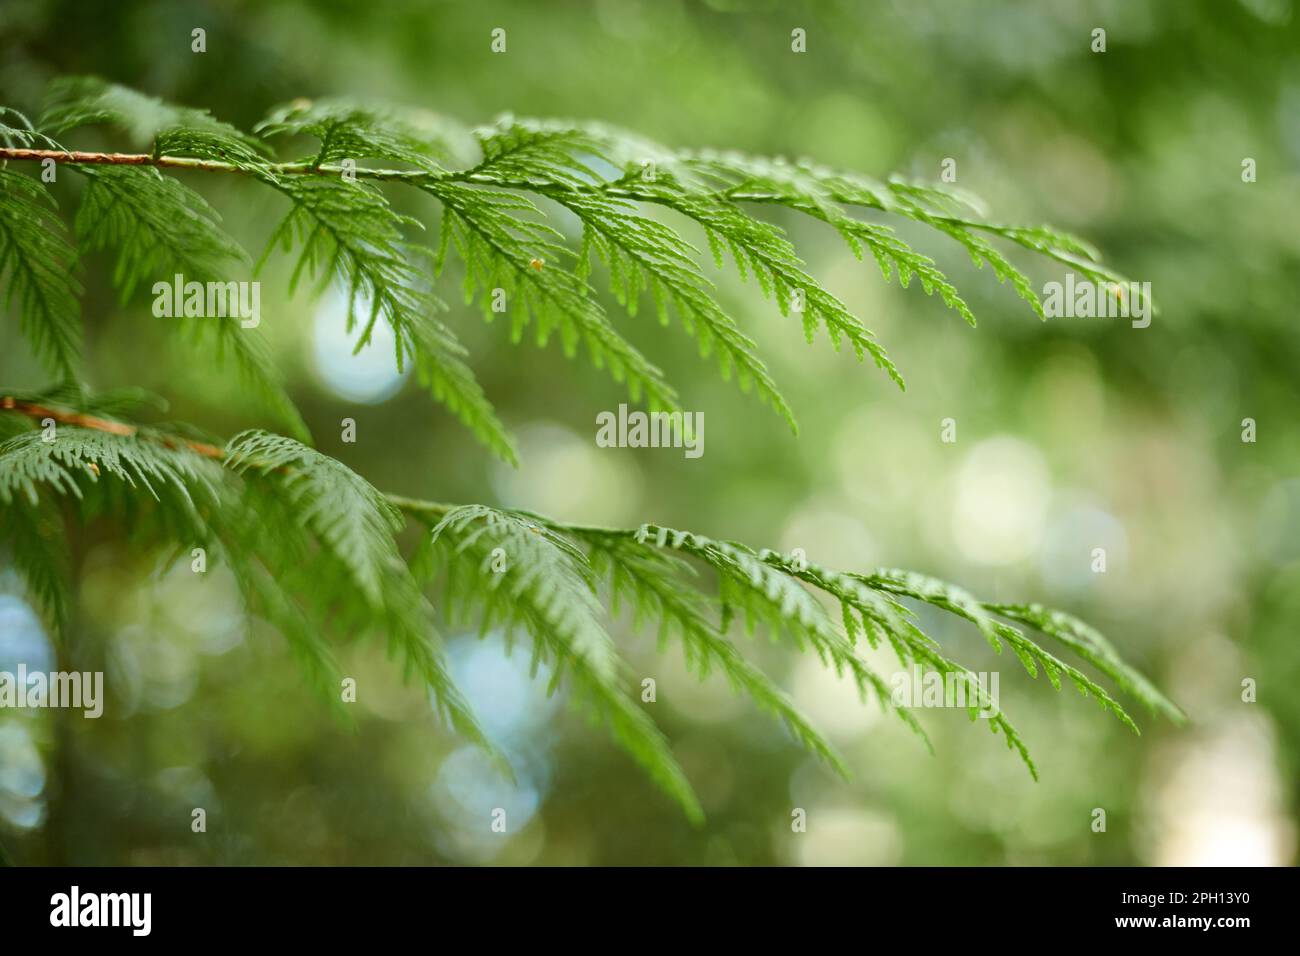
[860,568,1141,734]
[0,81,1181,823]
[73,165,248,300]
[464,119,796,429]
[0,424,220,519]
[986,601,1185,723]
[217,436,496,753]
[906,209,1049,320]
[424,178,681,413]
[40,76,271,173]
[0,414,495,755]
[223,430,405,607]
[587,534,848,774]
[606,170,906,387]
[256,98,457,172]
[70,164,309,439]
[0,169,82,379]
[3,83,1154,449]
[555,521,1172,781]
[0,106,65,150]
[678,152,979,327]
[258,175,515,462]
[611,522,931,745]
[407,317,518,464]
[427,505,703,822]
[0,496,70,638]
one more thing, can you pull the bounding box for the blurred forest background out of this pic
[1,0,1297,865]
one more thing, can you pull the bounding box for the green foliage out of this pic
[217,432,493,751]
[427,177,680,414]
[256,98,454,173]
[0,79,1180,822]
[1,80,1146,451]
[0,416,495,751]
[465,121,796,428]
[258,174,515,462]
[41,76,272,173]
[224,430,406,607]
[0,422,219,516]
[986,602,1184,723]
[0,497,69,636]
[74,165,247,300]
[691,158,981,328]
[0,169,82,380]
[593,155,908,386]
[426,504,702,822]
[588,535,847,774]
[72,164,309,440]
[859,568,1142,736]
[0,106,63,151]
[0,397,1181,819]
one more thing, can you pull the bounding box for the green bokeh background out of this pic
[1,0,1297,864]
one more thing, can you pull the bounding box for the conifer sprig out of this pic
[71,164,309,440]
[0,169,82,380]
[256,173,515,460]
[0,78,1146,454]
[1,400,1181,819]
[41,76,273,174]
[0,81,1176,822]
[425,178,680,413]
[0,398,496,761]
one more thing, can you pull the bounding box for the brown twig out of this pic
[0,395,464,518]
[1,395,226,459]
[0,146,430,182]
